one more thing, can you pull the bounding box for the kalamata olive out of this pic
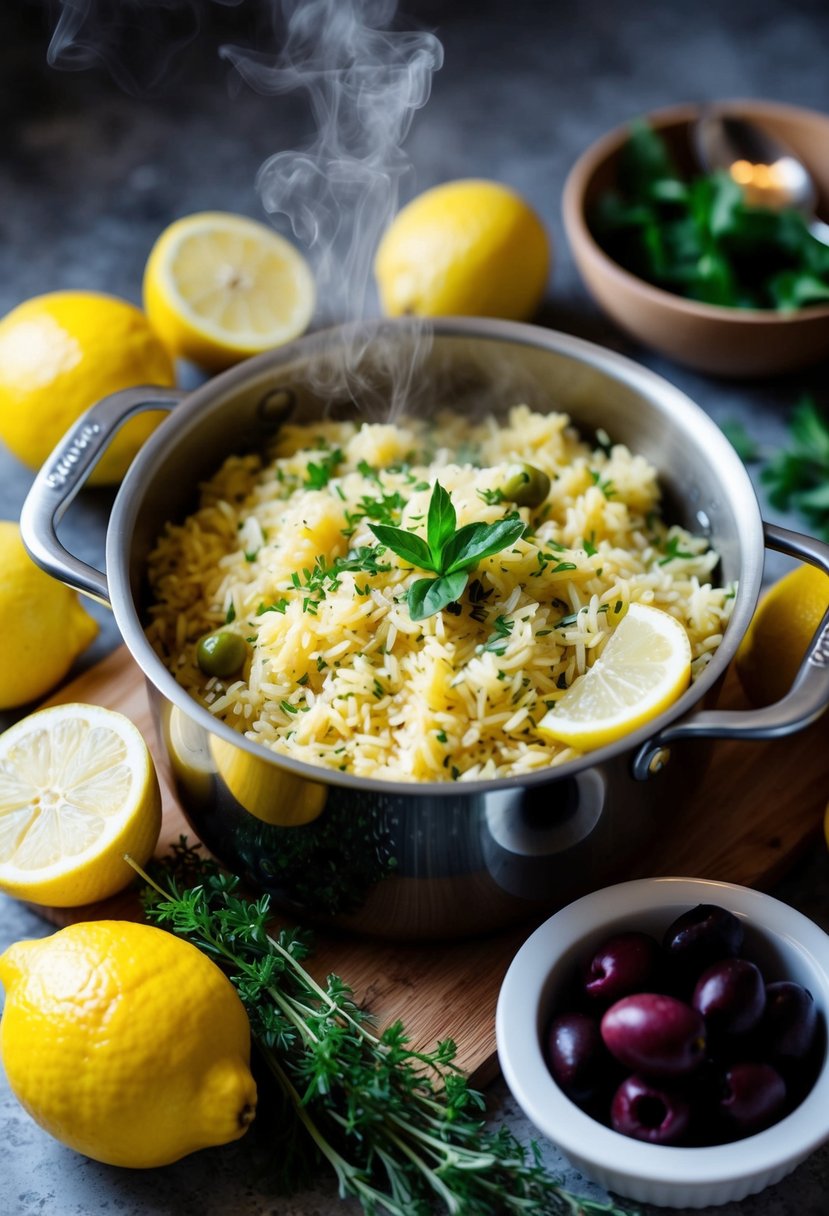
[546,1012,608,1105]
[601,993,707,1078]
[759,981,820,1066]
[499,463,551,507]
[718,1062,786,1134]
[610,1074,691,1144]
[693,958,766,1038]
[663,904,744,972]
[196,629,248,677]
[583,932,660,1005]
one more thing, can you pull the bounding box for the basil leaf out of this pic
[426,482,456,563]
[368,524,435,571]
[443,517,525,574]
[407,570,469,621]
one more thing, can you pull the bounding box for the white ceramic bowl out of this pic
[496,877,829,1208]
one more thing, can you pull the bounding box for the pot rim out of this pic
[107,316,764,796]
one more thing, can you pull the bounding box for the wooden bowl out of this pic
[562,100,829,377]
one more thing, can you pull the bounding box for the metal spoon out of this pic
[693,112,829,245]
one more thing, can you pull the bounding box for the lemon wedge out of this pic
[0,703,161,907]
[537,603,692,752]
[143,211,315,371]
[736,564,829,706]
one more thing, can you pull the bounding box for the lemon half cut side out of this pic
[537,603,693,752]
[143,211,316,371]
[0,703,162,906]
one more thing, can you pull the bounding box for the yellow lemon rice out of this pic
[146,406,734,782]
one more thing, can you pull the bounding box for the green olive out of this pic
[196,630,248,678]
[500,462,551,508]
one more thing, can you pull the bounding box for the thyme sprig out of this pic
[133,843,634,1216]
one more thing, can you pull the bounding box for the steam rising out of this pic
[222,0,443,414]
[46,0,444,417]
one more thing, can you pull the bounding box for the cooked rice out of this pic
[146,405,735,782]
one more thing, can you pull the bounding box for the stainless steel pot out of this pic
[21,318,829,938]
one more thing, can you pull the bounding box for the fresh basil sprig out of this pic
[369,482,525,621]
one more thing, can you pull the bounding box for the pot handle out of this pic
[19,385,188,606]
[633,521,829,780]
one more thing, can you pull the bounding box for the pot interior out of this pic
[110,318,763,788]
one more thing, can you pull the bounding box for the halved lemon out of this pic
[0,703,161,907]
[143,211,315,371]
[537,603,692,752]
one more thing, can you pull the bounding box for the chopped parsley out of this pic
[482,615,515,655]
[304,448,344,490]
[658,536,696,565]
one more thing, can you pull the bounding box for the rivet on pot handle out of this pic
[19,385,188,606]
[633,521,829,780]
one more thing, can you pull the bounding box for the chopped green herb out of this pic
[304,448,344,490]
[436,730,448,743]
[225,603,236,624]
[467,577,494,622]
[555,604,610,628]
[297,673,310,686]
[257,599,289,616]
[589,469,616,499]
[280,700,299,715]
[658,536,696,565]
[592,119,829,312]
[761,396,829,540]
[583,532,598,557]
[477,487,505,506]
[357,459,381,484]
[316,656,328,671]
[287,548,392,614]
[482,615,515,655]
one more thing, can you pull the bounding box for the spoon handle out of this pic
[807,216,829,247]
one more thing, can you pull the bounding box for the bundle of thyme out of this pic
[134,843,633,1216]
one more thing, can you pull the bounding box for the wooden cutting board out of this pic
[33,645,829,1086]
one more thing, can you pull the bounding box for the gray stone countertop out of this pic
[2,1,829,1213]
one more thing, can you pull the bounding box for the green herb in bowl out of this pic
[592,121,829,311]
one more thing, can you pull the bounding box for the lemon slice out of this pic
[143,211,315,371]
[537,603,692,751]
[0,703,162,907]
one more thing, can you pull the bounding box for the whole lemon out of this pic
[0,291,175,485]
[0,921,257,1168]
[736,563,829,706]
[0,522,97,708]
[374,179,550,320]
